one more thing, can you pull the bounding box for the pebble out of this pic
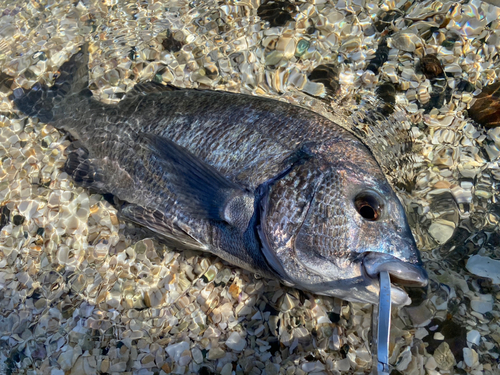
[467,330,481,346]
[225,331,247,352]
[463,348,479,368]
[470,293,494,314]
[433,342,455,371]
[207,347,225,360]
[221,362,233,375]
[433,332,445,340]
[191,347,203,364]
[301,361,325,373]
[466,255,500,284]
[166,341,190,363]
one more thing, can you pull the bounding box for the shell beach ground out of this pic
[0,0,500,374]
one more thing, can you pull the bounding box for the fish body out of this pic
[12,44,427,304]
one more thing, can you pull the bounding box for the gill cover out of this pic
[258,157,327,286]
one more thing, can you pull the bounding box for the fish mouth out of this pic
[363,252,428,305]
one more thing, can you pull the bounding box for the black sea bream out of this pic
[12,44,427,305]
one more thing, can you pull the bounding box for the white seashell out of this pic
[428,219,455,244]
[466,255,500,284]
[226,331,246,351]
[467,330,481,346]
[166,341,190,363]
[463,348,479,368]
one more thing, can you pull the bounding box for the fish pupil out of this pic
[355,193,381,221]
[359,205,376,220]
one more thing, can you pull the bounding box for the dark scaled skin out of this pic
[12,44,427,304]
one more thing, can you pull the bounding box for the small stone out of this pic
[295,39,310,57]
[466,255,500,284]
[463,348,479,368]
[433,332,445,340]
[12,214,25,225]
[192,347,203,364]
[207,347,225,360]
[221,362,233,375]
[301,361,325,372]
[101,357,110,373]
[468,81,500,128]
[425,356,437,370]
[109,362,127,372]
[470,293,493,314]
[162,363,171,373]
[467,330,481,346]
[428,220,455,244]
[225,332,246,352]
[335,358,350,372]
[178,355,191,366]
[433,342,455,370]
[257,0,295,27]
[166,341,190,363]
[57,348,76,371]
[308,64,340,97]
[420,55,444,79]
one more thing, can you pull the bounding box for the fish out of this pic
[11,44,427,305]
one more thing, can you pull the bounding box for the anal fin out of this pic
[120,204,207,251]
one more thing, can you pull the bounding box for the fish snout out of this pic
[362,252,428,305]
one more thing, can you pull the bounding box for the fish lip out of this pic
[363,252,429,288]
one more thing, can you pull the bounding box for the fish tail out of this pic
[11,43,90,123]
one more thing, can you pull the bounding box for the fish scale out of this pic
[11,43,428,305]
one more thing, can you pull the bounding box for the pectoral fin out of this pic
[139,133,255,231]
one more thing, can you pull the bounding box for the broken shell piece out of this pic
[466,255,500,284]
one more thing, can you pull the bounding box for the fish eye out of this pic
[354,193,382,221]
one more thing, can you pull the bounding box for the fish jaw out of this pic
[282,252,425,306]
[362,252,428,305]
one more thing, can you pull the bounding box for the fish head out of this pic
[258,141,427,305]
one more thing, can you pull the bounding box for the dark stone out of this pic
[0,71,14,90]
[340,343,349,359]
[268,338,281,355]
[373,9,404,32]
[263,302,279,316]
[13,215,25,226]
[306,26,316,35]
[0,205,10,230]
[442,33,459,49]
[456,80,475,93]
[423,318,466,362]
[406,286,428,306]
[307,64,340,97]
[376,82,396,105]
[327,311,341,323]
[162,31,184,53]
[375,82,396,115]
[421,78,452,112]
[420,54,444,79]
[257,0,295,27]
[36,227,45,236]
[199,367,215,375]
[366,38,389,73]
[468,81,500,128]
